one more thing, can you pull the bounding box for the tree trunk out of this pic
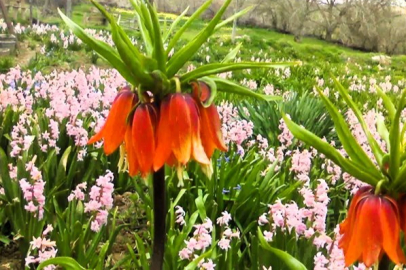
[42,0,49,15]
[0,0,15,35]
[0,0,18,50]
[325,29,333,41]
[65,0,72,18]
[29,0,33,26]
[231,0,239,43]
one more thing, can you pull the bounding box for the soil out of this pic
[0,242,22,270]
[14,41,38,68]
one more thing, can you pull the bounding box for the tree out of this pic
[314,0,351,41]
[66,0,72,18]
[0,0,15,35]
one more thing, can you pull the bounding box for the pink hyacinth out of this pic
[25,225,57,270]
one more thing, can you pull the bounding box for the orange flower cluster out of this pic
[88,82,227,177]
[339,186,406,267]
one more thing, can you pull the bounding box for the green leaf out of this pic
[212,77,282,102]
[395,163,406,189]
[257,228,307,270]
[148,3,166,72]
[37,257,87,270]
[163,6,189,42]
[167,0,233,77]
[195,193,207,220]
[58,9,137,85]
[129,0,153,55]
[332,76,384,165]
[185,249,213,270]
[181,61,300,83]
[0,147,13,201]
[377,114,390,149]
[376,86,396,121]
[214,5,254,31]
[221,43,242,63]
[0,234,10,245]
[315,86,381,176]
[389,89,406,182]
[282,113,380,186]
[197,77,217,107]
[166,0,214,54]
[134,233,149,269]
[172,189,186,208]
[106,224,130,255]
[90,0,154,86]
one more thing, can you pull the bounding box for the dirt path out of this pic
[14,41,38,67]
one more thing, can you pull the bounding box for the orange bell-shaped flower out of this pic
[88,86,137,155]
[191,81,227,159]
[132,103,159,176]
[339,186,406,267]
[396,194,406,237]
[153,93,210,171]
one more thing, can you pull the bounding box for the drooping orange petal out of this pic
[339,186,372,252]
[186,96,210,165]
[344,199,368,266]
[169,94,192,165]
[360,197,382,267]
[397,194,406,232]
[200,104,227,158]
[191,81,227,158]
[380,197,406,265]
[103,91,136,155]
[154,97,173,171]
[133,104,158,176]
[125,125,139,176]
[88,87,133,146]
[192,81,211,103]
[87,128,104,145]
[88,89,136,155]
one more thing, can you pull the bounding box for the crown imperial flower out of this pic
[339,186,406,267]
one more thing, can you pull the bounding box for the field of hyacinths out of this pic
[3,2,406,269]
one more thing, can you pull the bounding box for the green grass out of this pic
[14,2,406,79]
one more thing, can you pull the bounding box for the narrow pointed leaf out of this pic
[332,76,384,165]
[389,89,406,181]
[376,85,396,121]
[167,0,232,77]
[282,113,380,186]
[148,3,166,72]
[164,6,189,42]
[0,148,13,201]
[37,257,87,270]
[395,163,406,189]
[212,77,282,102]
[185,249,213,270]
[221,43,242,63]
[58,9,137,85]
[214,5,254,31]
[90,0,153,85]
[166,0,214,54]
[129,0,153,55]
[315,87,381,176]
[139,1,154,35]
[377,114,390,148]
[181,62,300,83]
[258,227,307,270]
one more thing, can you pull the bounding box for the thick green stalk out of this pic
[151,167,165,270]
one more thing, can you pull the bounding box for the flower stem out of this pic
[151,167,166,270]
[378,254,390,270]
